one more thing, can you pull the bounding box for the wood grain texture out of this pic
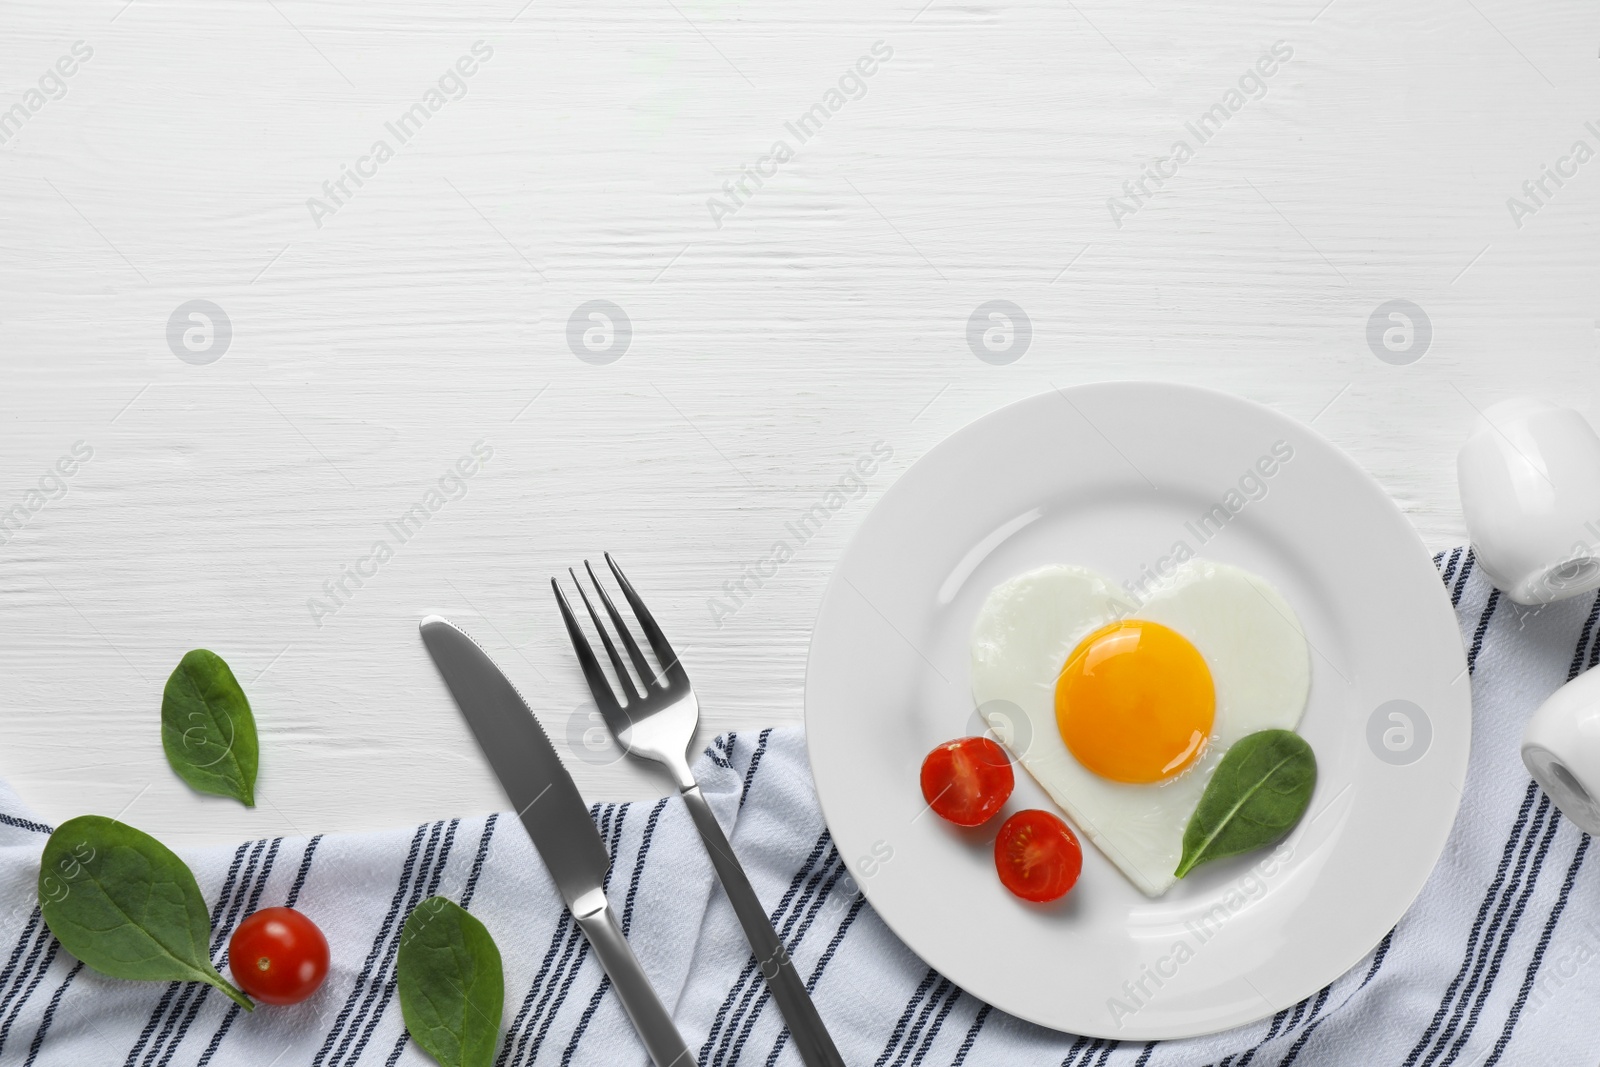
[0,0,1594,845]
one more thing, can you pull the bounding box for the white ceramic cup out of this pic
[1523,668,1600,835]
[1457,397,1600,605]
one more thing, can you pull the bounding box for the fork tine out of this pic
[604,553,687,685]
[570,568,642,704]
[585,559,657,687]
[551,578,627,722]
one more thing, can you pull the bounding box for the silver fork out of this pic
[553,554,846,1067]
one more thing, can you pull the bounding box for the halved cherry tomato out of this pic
[920,736,1014,826]
[994,809,1082,902]
[228,907,330,1005]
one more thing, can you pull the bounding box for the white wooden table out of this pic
[2,0,1594,847]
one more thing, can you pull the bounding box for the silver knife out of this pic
[419,615,693,1067]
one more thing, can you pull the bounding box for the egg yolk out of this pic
[1055,620,1214,784]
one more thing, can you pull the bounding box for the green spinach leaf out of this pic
[161,649,258,807]
[38,815,252,1009]
[1175,729,1316,878]
[398,896,504,1067]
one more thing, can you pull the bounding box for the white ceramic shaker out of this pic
[1457,397,1600,606]
[1459,398,1600,830]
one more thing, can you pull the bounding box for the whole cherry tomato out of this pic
[228,907,330,1005]
[994,809,1082,902]
[920,736,1014,827]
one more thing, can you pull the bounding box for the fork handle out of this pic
[682,784,847,1067]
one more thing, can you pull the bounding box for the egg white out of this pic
[970,560,1310,897]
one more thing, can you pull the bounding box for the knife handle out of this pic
[572,894,693,1067]
[682,785,847,1067]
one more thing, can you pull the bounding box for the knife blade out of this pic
[420,615,606,908]
[419,615,692,1067]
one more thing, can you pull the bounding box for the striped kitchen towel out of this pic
[0,547,1597,1066]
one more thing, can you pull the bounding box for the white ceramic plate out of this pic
[804,383,1470,1040]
